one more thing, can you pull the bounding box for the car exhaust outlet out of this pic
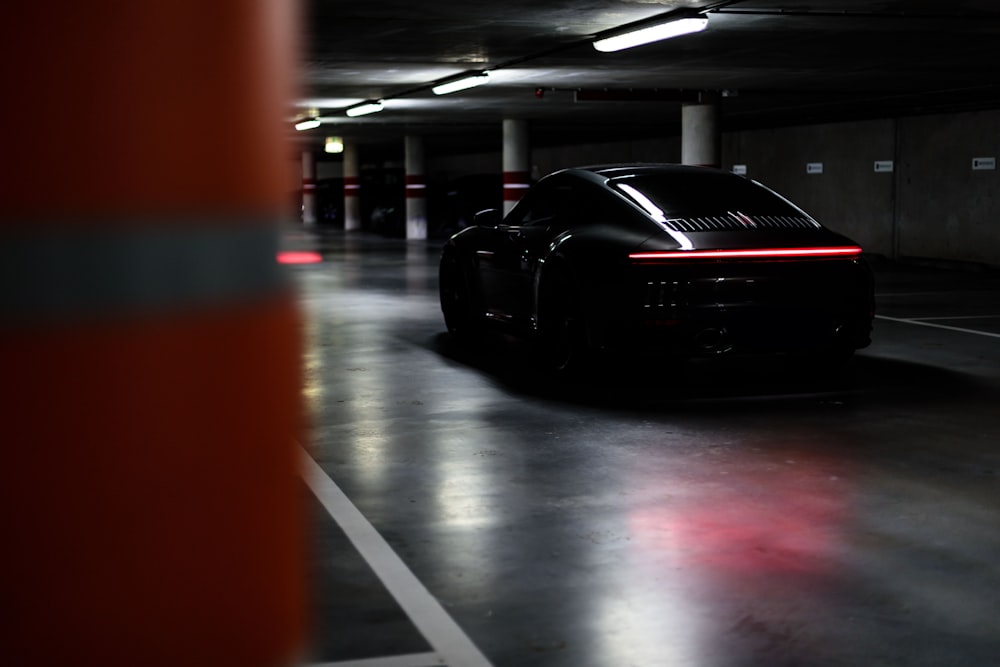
[695,327,730,352]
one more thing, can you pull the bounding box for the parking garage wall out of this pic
[426,137,683,189]
[723,111,1000,267]
[722,119,897,257]
[531,136,682,176]
[427,151,498,183]
[424,109,1000,267]
[894,111,1000,267]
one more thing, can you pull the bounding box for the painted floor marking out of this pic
[911,314,1000,321]
[875,291,974,297]
[875,314,1000,339]
[308,652,444,667]
[299,445,493,667]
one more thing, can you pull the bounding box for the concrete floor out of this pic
[285,228,1000,667]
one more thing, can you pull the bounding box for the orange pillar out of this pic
[1,3,306,667]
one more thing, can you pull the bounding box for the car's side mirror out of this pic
[474,208,502,228]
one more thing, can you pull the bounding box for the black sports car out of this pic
[439,164,874,372]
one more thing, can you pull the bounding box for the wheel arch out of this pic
[438,242,486,339]
[533,231,633,351]
[535,252,611,352]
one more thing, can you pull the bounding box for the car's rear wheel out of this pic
[539,270,589,375]
[439,252,481,343]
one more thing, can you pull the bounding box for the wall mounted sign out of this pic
[732,164,747,175]
[972,157,996,171]
[806,162,824,174]
[874,160,894,173]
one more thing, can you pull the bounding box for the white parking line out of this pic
[874,291,966,297]
[911,315,1000,321]
[299,445,493,667]
[875,314,1000,339]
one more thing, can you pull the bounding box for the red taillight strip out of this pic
[629,246,862,261]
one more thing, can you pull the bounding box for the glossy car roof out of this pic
[554,163,735,187]
[581,163,727,176]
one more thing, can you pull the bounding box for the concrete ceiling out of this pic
[298,0,1000,156]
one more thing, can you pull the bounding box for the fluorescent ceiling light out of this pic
[593,16,708,52]
[432,71,489,95]
[294,117,321,131]
[345,100,384,117]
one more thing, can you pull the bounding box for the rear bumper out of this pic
[593,257,874,358]
[625,304,872,357]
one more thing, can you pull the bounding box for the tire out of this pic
[538,270,589,376]
[439,252,481,344]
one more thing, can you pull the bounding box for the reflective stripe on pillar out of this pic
[405,135,427,240]
[681,92,721,168]
[503,118,530,215]
[343,141,361,231]
[504,171,531,207]
[406,173,427,197]
[1,3,305,667]
[302,150,316,225]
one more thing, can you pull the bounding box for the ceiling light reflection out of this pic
[617,183,693,249]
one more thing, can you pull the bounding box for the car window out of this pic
[611,172,806,218]
[520,190,562,226]
[565,184,621,227]
[507,176,644,231]
[506,181,573,227]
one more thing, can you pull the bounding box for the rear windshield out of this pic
[611,173,807,219]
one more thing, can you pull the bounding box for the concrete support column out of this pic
[405,135,427,240]
[681,92,721,168]
[2,3,305,666]
[503,118,531,216]
[342,141,361,231]
[301,149,316,224]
